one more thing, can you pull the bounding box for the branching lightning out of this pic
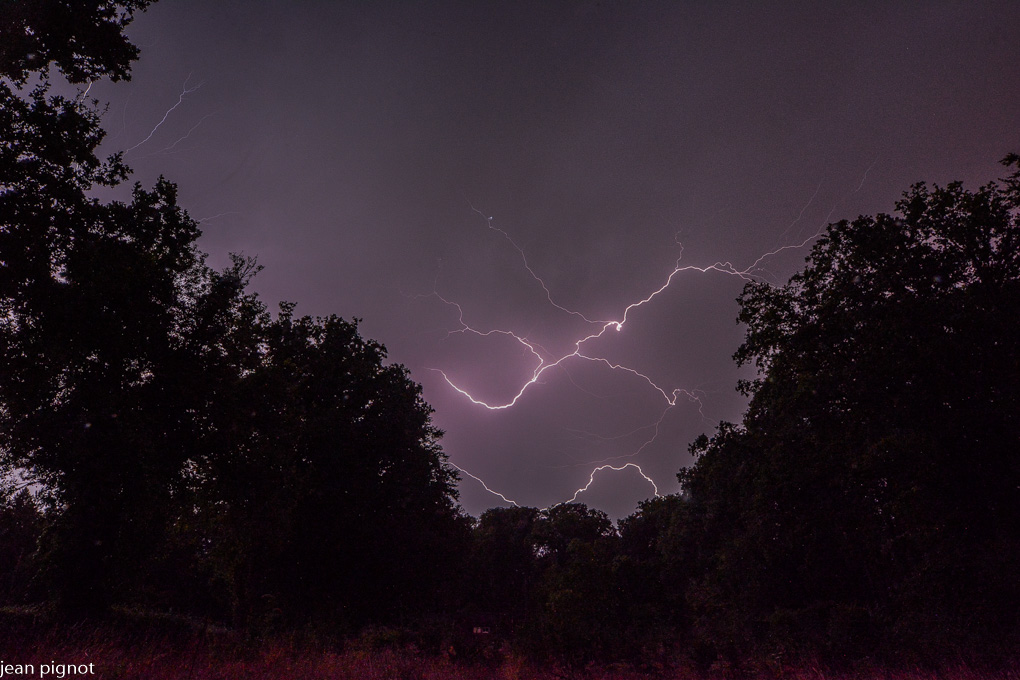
[431,239,776,416]
[152,112,216,154]
[563,463,660,505]
[125,74,202,153]
[774,179,822,246]
[431,176,873,509]
[448,462,521,507]
[466,203,605,324]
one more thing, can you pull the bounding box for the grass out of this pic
[0,630,628,680]
[0,613,1016,679]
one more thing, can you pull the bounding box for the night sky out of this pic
[86,1,1020,519]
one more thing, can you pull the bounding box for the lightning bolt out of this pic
[125,74,202,153]
[451,459,658,511]
[76,80,95,103]
[561,463,660,505]
[448,462,520,507]
[742,221,832,281]
[430,248,761,413]
[433,171,876,510]
[855,157,880,193]
[195,210,241,224]
[467,201,606,324]
[150,112,216,154]
[773,179,823,247]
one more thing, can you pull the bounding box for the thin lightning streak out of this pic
[424,290,546,362]
[448,462,520,507]
[433,231,826,411]
[107,90,135,143]
[125,74,202,153]
[553,403,677,468]
[559,463,660,506]
[453,457,658,510]
[76,80,94,103]
[576,353,705,415]
[855,158,879,193]
[556,382,703,471]
[432,199,834,507]
[467,202,605,324]
[563,419,661,444]
[195,211,241,224]
[557,364,612,401]
[776,179,822,244]
[743,225,827,278]
[155,113,215,153]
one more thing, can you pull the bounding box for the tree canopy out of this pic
[0,0,466,623]
[194,306,467,628]
[0,0,154,84]
[675,158,1020,662]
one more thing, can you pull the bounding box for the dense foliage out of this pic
[674,161,1020,663]
[0,0,154,85]
[453,158,1020,668]
[0,1,1017,672]
[0,0,466,627]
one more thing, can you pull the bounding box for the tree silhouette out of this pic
[0,0,232,614]
[0,0,467,623]
[676,158,1020,662]
[195,305,468,629]
[0,480,43,605]
[0,0,154,85]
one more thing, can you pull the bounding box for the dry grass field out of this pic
[1,621,1016,680]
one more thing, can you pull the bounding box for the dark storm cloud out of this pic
[91,0,1020,517]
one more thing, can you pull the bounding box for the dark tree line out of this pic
[674,165,1020,663]
[0,0,466,631]
[1,1,1017,671]
[449,159,1020,668]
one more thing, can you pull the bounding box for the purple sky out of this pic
[89,0,1020,519]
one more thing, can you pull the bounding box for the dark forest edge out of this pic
[0,2,1017,676]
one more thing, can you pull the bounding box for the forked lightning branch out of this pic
[428,205,828,509]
